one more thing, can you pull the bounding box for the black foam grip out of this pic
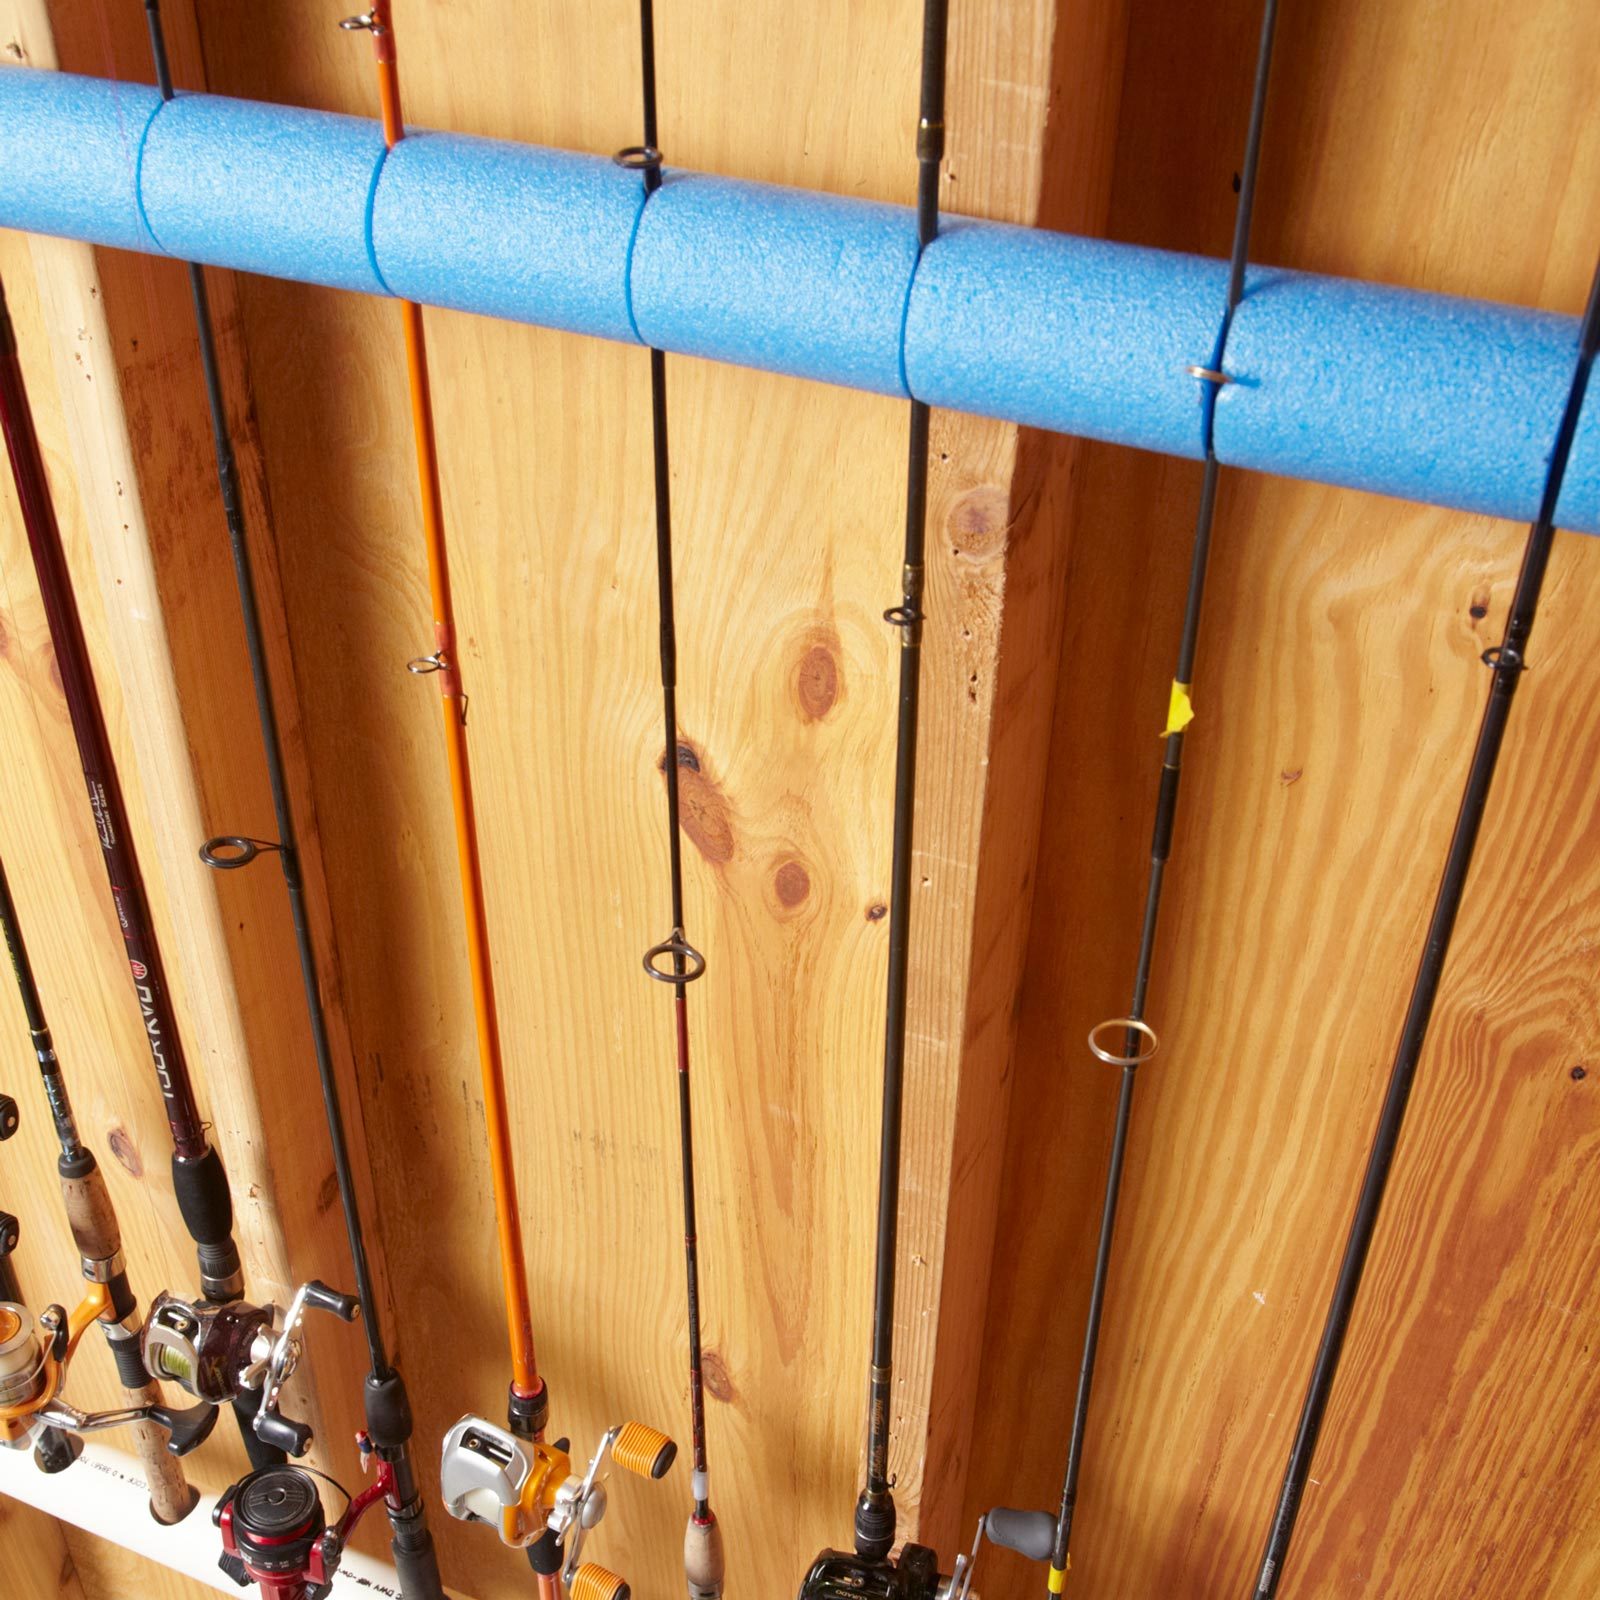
[365,1371,414,1451]
[108,1326,152,1388]
[305,1280,360,1320]
[985,1507,1056,1562]
[34,1426,83,1474]
[105,1270,138,1325]
[527,1529,561,1577]
[232,1388,286,1470]
[391,1525,447,1600]
[170,1147,234,1248]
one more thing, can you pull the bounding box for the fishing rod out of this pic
[1245,252,1600,1598]
[337,9,680,1596]
[139,4,445,1595]
[609,3,726,1596]
[797,4,990,1597]
[983,4,1283,1591]
[0,271,277,1469]
[0,849,210,1520]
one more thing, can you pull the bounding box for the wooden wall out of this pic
[0,2,1596,1599]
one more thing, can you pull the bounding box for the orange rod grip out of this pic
[570,1565,628,1600]
[613,1421,677,1480]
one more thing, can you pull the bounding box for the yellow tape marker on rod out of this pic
[1047,1561,1068,1593]
[1164,680,1195,736]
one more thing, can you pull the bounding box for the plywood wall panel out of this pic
[966,1,1600,1596]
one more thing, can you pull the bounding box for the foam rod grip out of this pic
[390,1525,447,1600]
[123,1378,197,1525]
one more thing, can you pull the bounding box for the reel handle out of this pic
[253,1406,314,1458]
[611,1422,676,1480]
[984,1507,1055,1562]
[570,1562,630,1600]
[303,1280,360,1321]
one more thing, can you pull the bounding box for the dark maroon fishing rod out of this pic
[0,274,276,1470]
[1248,251,1600,1598]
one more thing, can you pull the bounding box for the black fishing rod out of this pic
[0,272,276,1469]
[1247,253,1600,1598]
[140,5,444,1595]
[611,4,725,1597]
[0,850,214,1519]
[984,3,1283,1591]
[798,4,993,1598]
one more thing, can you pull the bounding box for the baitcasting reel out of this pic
[215,1437,395,1599]
[441,1414,677,1596]
[0,1285,216,1458]
[143,1278,359,1457]
[797,1517,994,1600]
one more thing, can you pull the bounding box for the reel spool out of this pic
[0,1303,47,1426]
[216,1441,398,1599]
[440,1415,676,1594]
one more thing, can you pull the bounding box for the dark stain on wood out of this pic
[947,484,1010,559]
[316,1170,340,1215]
[866,901,888,921]
[702,1347,737,1404]
[107,1125,143,1178]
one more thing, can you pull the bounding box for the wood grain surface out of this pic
[1,1,1596,1598]
[963,2,1600,1597]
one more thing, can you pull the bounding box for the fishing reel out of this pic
[797,1516,995,1600]
[215,1435,395,1599]
[0,1284,217,1457]
[142,1278,357,1456]
[441,1414,677,1595]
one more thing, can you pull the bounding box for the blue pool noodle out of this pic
[371,131,643,343]
[905,219,1229,460]
[0,67,1595,533]
[139,92,388,297]
[1216,269,1600,531]
[629,172,919,397]
[0,69,159,254]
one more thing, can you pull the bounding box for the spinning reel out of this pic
[143,1278,359,1457]
[440,1415,677,1596]
[215,1437,395,1599]
[0,1279,216,1458]
[796,1516,996,1600]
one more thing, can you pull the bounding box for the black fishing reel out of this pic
[143,1278,358,1456]
[798,1515,996,1600]
[216,1440,395,1599]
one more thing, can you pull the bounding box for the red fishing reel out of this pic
[215,1437,394,1599]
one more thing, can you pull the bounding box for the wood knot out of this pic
[702,1348,737,1405]
[106,1126,143,1177]
[661,741,734,864]
[866,901,888,922]
[947,484,1009,559]
[773,859,810,909]
[792,626,844,723]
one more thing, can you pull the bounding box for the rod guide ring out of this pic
[339,12,381,31]
[1087,1017,1159,1067]
[883,604,924,628]
[643,932,707,984]
[407,652,446,675]
[614,145,664,173]
[1481,645,1525,672]
[1186,364,1232,386]
[199,836,282,871]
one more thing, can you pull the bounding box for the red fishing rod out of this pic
[0,271,279,1470]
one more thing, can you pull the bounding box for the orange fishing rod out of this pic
[342,4,542,1421]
